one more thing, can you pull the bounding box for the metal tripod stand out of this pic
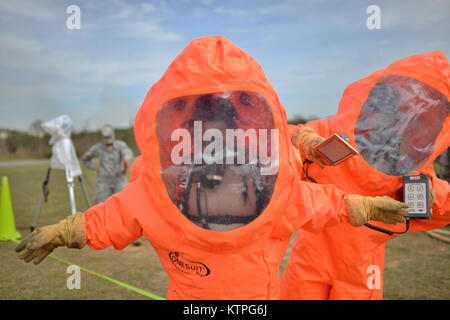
[30,167,92,232]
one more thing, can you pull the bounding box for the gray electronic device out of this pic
[403,174,431,219]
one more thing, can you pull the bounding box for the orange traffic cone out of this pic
[0,176,21,240]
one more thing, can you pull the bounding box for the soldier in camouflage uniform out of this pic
[81,124,133,204]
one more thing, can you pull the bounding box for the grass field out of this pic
[0,162,448,300]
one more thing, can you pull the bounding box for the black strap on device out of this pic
[302,160,410,236]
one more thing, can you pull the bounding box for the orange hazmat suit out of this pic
[281,51,450,300]
[83,36,355,299]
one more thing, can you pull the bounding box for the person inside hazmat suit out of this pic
[158,92,277,232]
[281,51,450,300]
[15,36,410,300]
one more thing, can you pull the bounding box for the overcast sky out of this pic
[0,0,449,132]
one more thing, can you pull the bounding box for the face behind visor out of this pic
[156,91,278,231]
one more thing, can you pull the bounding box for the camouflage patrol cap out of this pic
[101,124,115,144]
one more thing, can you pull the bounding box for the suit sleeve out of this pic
[83,181,144,250]
[285,124,350,233]
[283,174,350,235]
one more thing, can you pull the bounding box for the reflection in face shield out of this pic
[186,94,238,131]
[355,75,450,176]
[156,91,278,231]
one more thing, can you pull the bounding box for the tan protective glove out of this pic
[15,212,86,265]
[291,127,329,168]
[345,195,409,227]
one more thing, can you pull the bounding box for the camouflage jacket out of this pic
[81,140,133,179]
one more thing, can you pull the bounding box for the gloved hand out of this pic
[345,195,409,227]
[15,212,86,265]
[291,127,329,168]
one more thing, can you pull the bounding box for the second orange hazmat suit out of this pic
[281,51,450,300]
[83,36,359,299]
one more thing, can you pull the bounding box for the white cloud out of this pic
[81,1,182,42]
[380,0,450,30]
[95,0,136,21]
[0,33,41,56]
[256,4,290,15]
[0,0,58,21]
[121,21,183,42]
[141,3,156,13]
[201,0,214,5]
[214,7,247,16]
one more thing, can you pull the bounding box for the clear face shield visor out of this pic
[355,75,449,176]
[156,91,279,231]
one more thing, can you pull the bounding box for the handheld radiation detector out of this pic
[312,133,359,166]
[403,174,431,219]
[363,174,432,235]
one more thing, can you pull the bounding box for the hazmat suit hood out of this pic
[305,51,450,199]
[133,35,298,244]
[134,36,288,165]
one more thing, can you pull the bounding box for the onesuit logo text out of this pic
[169,252,211,277]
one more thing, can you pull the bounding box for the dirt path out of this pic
[0,159,49,167]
